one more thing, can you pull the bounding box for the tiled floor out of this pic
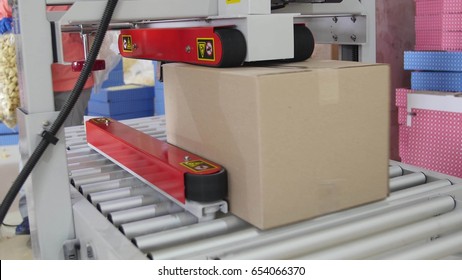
[0,145,33,260]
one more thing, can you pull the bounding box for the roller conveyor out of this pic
[65,116,462,260]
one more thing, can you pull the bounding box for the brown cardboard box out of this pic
[164,60,390,229]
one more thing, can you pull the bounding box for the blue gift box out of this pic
[411,71,462,92]
[404,51,462,72]
[0,134,19,146]
[154,86,165,116]
[100,60,125,88]
[0,122,18,134]
[88,84,154,118]
[90,84,154,103]
[88,99,154,115]
[152,61,165,115]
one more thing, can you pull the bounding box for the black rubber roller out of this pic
[215,28,247,67]
[284,24,315,63]
[185,168,228,203]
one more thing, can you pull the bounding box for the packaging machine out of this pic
[9,0,461,260]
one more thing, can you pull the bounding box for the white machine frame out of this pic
[14,0,376,259]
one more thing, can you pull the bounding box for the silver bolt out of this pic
[185,45,191,53]
[184,156,190,161]
[351,34,357,42]
[42,121,50,127]
[351,16,356,23]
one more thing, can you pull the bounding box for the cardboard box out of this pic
[164,60,390,229]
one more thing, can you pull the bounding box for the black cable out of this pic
[0,0,119,226]
[2,222,19,227]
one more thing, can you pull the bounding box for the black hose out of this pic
[0,0,119,226]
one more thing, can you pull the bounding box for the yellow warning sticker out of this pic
[226,0,240,4]
[181,160,218,173]
[197,38,215,61]
[121,35,133,52]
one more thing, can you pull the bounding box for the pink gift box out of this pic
[399,125,410,160]
[415,0,462,16]
[396,88,411,108]
[399,92,462,177]
[398,108,408,125]
[415,14,462,31]
[415,30,462,51]
[396,88,411,125]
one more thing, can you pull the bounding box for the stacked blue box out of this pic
[404,51,462,71]
[153,61,165,116]
[0,122,19,146]
[0,122,18,134]
[405,51,462,92]
[0,134,19,146]
[87,84,154,120]
[100,60,125,88]
[411,72,462,92]
[154,82,165,115]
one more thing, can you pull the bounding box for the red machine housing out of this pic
[118,26,247,67]
[85,118,227,204]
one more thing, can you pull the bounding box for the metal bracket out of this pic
[63,239,80,260]
[296,15,366,45]
[185,200,229,222]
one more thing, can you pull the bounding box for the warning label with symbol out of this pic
[197,38,215,61]
[180,160,218,173]
[122,35,133,52]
